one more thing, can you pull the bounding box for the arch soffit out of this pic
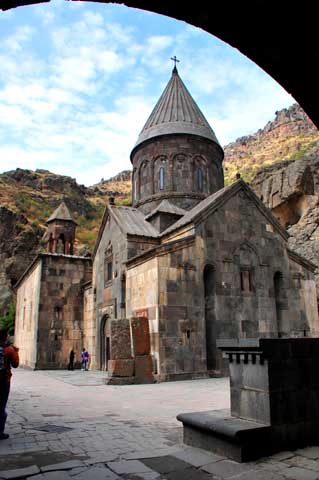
[193,154,207,165]
[203,261,217,272]
[154,155,168,169]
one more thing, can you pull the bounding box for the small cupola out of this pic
[43,202,77,255]
[145,199,186,233]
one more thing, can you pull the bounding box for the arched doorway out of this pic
[204,264,218,371]
[274,271,284,337]
[100,315,111,371]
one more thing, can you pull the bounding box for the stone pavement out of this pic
[1,370,319,479]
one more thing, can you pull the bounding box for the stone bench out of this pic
[177,338,319,462]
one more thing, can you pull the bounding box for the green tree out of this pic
[0,302,16,336]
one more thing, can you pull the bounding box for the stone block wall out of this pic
[93,213,128,369]
[36,254,91,369]
[82,283,95,368]
[126,257,159,372]
[199,190,315,343]
[15,259,42,369]
[157,239,207,380]
[131,135,224,214]
[221,338,319,427]
[288,254,318,336]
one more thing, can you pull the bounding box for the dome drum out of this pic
[131,134,224,213]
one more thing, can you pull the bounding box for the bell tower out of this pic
[44,202,77,255]
[130,65,224,215]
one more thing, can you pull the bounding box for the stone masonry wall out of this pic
[152,187,318,378]
[15,260,42,369]
[198,190,318,370]
[131,135,224,214]
[156,239,207,380]
[92,213,128,369]
[288,256,318,336]
[82,284,95,367]
[126,257,159,374]
[36,254,91,369]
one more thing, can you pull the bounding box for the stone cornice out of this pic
[126,234,195,269]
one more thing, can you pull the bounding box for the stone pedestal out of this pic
[106,317,154,385]
[177,338,319,461]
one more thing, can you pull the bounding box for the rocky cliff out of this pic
[0,168,131,314]
[224,103,319,184]
[251,144,319,292]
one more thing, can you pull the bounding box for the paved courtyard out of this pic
[1,370,319,479]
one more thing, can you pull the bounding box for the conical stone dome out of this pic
[131,67,224,215]
[132,67,222,156]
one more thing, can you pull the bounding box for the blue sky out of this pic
[0,0,295,186]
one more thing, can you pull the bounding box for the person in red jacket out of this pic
[0,328,19,440]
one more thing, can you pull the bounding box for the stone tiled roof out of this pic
[109,206,159,238]
[160,180,289,240]
[132,67,222,155]
[145,200,187,220]
[47,202,76,223]
[160,184,232,235]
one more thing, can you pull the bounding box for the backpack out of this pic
[0,344,7,383]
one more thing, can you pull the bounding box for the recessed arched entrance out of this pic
[100,314,111,371]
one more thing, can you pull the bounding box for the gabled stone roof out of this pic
[145,200,186,220]
[131,67,222,156]
[109,206,159,238]
[47,202,76,223]
[160,179,290,240]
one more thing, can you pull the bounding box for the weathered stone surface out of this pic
[132,134,224,215]
[0,464,40,479]
[250,151,319,300]
[110,319,132,360]
[179,339,319,462]
[131,317,151,356]
[107,460,154,475]
[41,460,84,472]
[134,355,154,383]
[201,459,255,477]
[108,359,134,377]
[172,447,225,467]
[15,254,92,369]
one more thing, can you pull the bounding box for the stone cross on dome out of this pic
[171,55,180,71]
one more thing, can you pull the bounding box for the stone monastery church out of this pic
[15,66,319,381]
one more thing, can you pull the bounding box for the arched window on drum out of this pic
[197,167,204,192]
[159,167,165,191]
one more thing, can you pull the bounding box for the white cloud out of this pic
[0,2,297,186]
[3,25,35,53]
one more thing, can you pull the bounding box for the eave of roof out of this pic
[160,180,289,241]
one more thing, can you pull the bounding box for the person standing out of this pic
[81,348,89,371]
[0,328,19,440]
[68,349,75,371]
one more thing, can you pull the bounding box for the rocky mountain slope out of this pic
[0,168,131,314]
[251,145,319,291]
[224,103,319,184]
[1,103,319,314]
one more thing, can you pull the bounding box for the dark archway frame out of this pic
[2,1,319,130]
